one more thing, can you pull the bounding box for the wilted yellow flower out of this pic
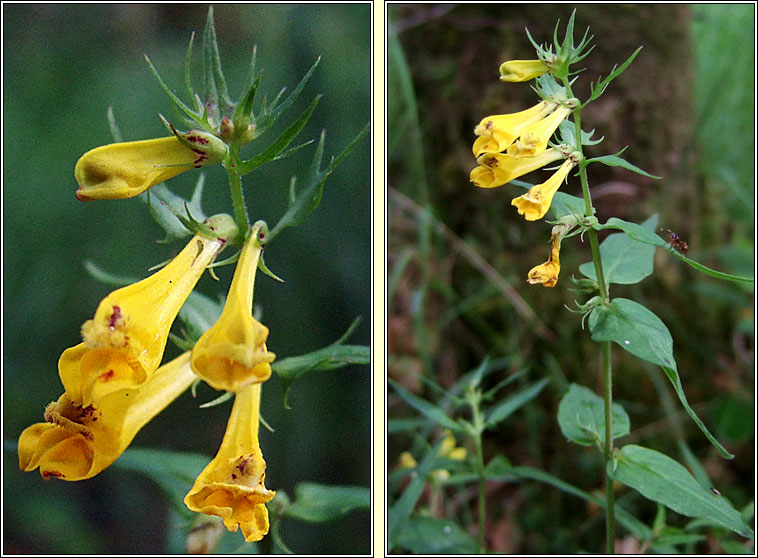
[527,227,566,288]
[59,216,235,407]
[75,130,228,201]
[472,101,554,156]
[499,59,549,82]
[471,148,563,189]
[185,382,275,542]
[18,351,195,481]
[191,226,275,393]
[511,158,576,221]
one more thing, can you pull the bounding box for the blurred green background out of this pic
[3,3,370,554]
[388,4,754,553]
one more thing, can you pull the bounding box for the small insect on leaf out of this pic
[661,228,688,255]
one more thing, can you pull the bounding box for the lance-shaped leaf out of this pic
[388,379,461,433]
[557,383,630,448]
[608,445,753,538]
[236,95,321,175]
[283,483,370,522]
[579,214,657,285]
[589,298,732,458]
[393,516,476,554]
[268,123,369,240]
[139,177,208,243]
[594,217,754,284]
[588,46,643,102]
[484,378,549,429]
[584,148,661,179]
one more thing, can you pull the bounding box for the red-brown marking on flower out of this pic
[187,135,210,145]
[108,306,123,330]
[42,470,64,480]
[99,369,115,382]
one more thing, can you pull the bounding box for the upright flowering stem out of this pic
[225,148,249,244]
[564,79,615,554]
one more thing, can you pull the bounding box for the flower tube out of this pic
[184,383,275,542]
[499,59,549,82]
[527,225,569,288]
[511,158,576,221]
[191,225,275,393]
[471,148,563,189]
[75,129,228,201]
[472,101,555,156]
[507,104,573,158]
[18,351,195,481]
[60,215,236,407]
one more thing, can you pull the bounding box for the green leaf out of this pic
[83,260,134,287]
[139,178,207,243]
[201,6,221,123]
[484,378,548,428]
[394,516,477,554]
[589,298,732,457]
[388,379,462,433]
[268,57,321,123]
[585,152,661,179]
[144,54,203,128]
[608,445,753,538]
[284,483,369,522]
[268,123,368,241]
[111,447,210,519]
[177,289,224,342]
[579,214,657,285]
[237,94,321,175]
[388,439,446,549]
[557,383,630,447]
[588,46,643,102]
[595,218,754,284]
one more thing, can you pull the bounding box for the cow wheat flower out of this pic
[59,215,235,407]
[527,224,571,287]
[471,148,563,189]
[511,158,576,221]
[184,382,275,542]
[499,59,549,82]
[191,225,275,393]
[18,352,195,481]
[472,101,555,157]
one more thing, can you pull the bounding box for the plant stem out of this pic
[226,153,249,242]
[565,77,615,552]
[473,432,486,553]
[603,340,615,553]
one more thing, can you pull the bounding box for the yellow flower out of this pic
[499,59,549,82]
[471,148,563,189]
[18,351,195,481]
[506,105,573,158]
[191,226,275,393]
[527,226,566,288]
[184,382,276,542]
[472,101,554,156]
[75,130,228,201]
[396,430,467,481]
[511,158,576,221]
[59,216,234,407]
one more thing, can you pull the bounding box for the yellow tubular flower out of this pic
[499,59,549,82]
[75,137,199,201]
[75,129,228,201]
[527,231,564,288]
[507,105,573,158]
[18,351,195,481]
[472,101,554,156]
[471,148,563,189]
[511,159,576,221]
[185,383,275,543]
[191,226,275,393]
[60,216,235,407]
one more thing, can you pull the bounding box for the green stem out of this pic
[603,340,615,553]
[226,152,249,242]
[473,432,486,553]
[564,77,614,552]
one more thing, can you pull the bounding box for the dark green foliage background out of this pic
[388,4,753,554]
[3,4,370,554]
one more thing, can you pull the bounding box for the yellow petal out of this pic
[472,101,553,156]
[19,352,195,481]
[471,149,563,189]
[185,383,275,542]
[499,59,549,82]
[75,137,199,201]
[191,230,275,392]
[527,237,562,288]
[61,231,228,406]
[511,159,575,221]
[507,105,572,158]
